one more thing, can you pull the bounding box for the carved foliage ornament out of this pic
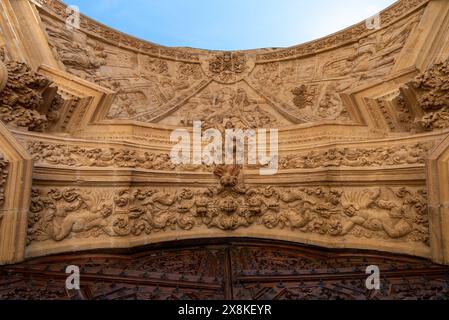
[410,59,449,130]
[0,60,62,132]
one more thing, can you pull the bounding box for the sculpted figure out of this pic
[340,189,413,238]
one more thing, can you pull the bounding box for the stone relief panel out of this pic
[41,15,107,81]
[40,13,205,123]
[321,10,422,81]
[249,8,423,124]
[27,177,429,247]
[250,60,350,122]
[255,0,427,62]
[158,81,292,129]
[26,141,210,172]
[7,0,442,263]
[33,0,427,132]
[37,1,425,128]
[277,142,433,169]
[24,139,433,173]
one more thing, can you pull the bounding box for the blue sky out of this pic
[66,0,396,50]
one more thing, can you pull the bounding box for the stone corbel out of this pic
[0,121,33,265]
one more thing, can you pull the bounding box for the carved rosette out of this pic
[201,52,255,84]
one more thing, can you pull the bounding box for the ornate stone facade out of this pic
[0,0,448,278]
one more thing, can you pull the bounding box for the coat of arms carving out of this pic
[202,52,255,84]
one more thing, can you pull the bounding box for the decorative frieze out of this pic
[26,140,433,172]
[278,142,433,169]
[28,165,429,246]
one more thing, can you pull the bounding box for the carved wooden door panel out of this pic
[1,239,449,300]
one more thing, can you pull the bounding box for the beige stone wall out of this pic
[1,0,449,264]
